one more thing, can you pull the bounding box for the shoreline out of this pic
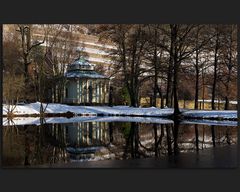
[2,102,237,121]
[2,111,238,121]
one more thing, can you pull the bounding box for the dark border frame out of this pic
[0,0,240,191]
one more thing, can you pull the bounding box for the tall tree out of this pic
[211,25,222,110]
[146,24,166,108]
[170,24,196,116]
[192,25,215,109]
[98,24,149,107]
[218,25,237,109]
[16,24,45,99]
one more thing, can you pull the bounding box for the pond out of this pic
[2,117,238,168]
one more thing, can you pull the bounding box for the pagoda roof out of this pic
[65,68,108,79]
[65,57,109,79]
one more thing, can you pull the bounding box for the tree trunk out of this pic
[172,25,180,116]
[212,31,219,110]
[166,38,173,108]
[130,92,138,107]
[194,52,199,109]
[202,68,205,110]
[225,95,229,110]
[173,62,180,115]
[224,28,233,110]
[153,64,158,107]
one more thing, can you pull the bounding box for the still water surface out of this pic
[2,117,238,168]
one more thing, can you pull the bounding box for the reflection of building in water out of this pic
[2,122,238,166]
[49,122,114,161]
[64,122,110,146]
[48,122,237,161]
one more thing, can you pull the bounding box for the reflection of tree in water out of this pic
[2,120,238,166]
[2,119,68,166]
[122,122,140,159]
[120,122,237,159]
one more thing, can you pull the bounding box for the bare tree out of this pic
[98,24,149,107]
[16,24,45,99]
[145,24,166,108]
[191,25,215,109]
[169,24,196,116]
[43,24,85,103]
[218,25,237,109]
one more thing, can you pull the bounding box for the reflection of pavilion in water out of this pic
[65,122,110,146]
[50,122,126,147]
[2,122,238,166]
[48,122,237,161]
[50,122,116,161]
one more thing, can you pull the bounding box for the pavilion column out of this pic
[55,85,59,103]
[93,81,96,103]
[82,80,86,103]
[77,79,80,104]
[102,82,105,104]
[104,81,107,104]
[97,81,100,103]
[102,82,106,104]
[86,80,89,103]
[83,80,87,104]
[107,80,110,103]
[79,80,82,103]
[99,81,102,103]
[89,80,92,104]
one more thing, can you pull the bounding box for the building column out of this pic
[96,80,100,103]
[86,80,89,103]
[107,80,110,104]
[79,80,82,103]
[77,79,80,104]
[82,80,85,103]
[104,81,107,104]
[99,81,102,104]
[83,80,87,104]
[93,80,96,103]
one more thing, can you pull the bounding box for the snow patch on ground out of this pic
[2,102,237,121]
[2,102,174,117]
[181,119,237,127]
[183,109,237,119]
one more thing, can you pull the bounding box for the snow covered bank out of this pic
[2,102,238,120]
[182,110,237,120]
[2,102,174,117]
[181,119,237,127]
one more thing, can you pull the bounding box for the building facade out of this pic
[63,57,110,105]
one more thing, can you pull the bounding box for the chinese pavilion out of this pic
[63,58,110,105]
